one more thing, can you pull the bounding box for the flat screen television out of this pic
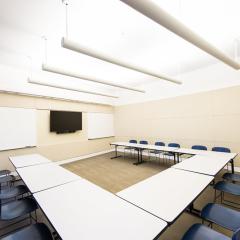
[50,111,82,133]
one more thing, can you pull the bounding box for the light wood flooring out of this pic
[63,152,236,240]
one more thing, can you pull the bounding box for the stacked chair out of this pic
[0,168,53,240]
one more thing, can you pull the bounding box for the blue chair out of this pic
[212,146,232,172]
[0,170,11,177]
[0,175,15,189]
[139,140,150,160]
[201,203,240,232]
[0,185,29,201]
[150,142,165,162]
[163,143,180,164]
[223,173,240,183]
[0,223,53,240]
[0,198,39,234]
[124,140,138,159]
[192,145,207,151]
[214,181,240,208]
[212,147,231,153]
[181,223,240,240]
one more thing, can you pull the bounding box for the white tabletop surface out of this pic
[17,162,81,193]
[117,168,213,223]
[111,142,177,152]
[9,154,51,168]
[175,148,237,159]
[34,179,167,240]
[172,154,233,176]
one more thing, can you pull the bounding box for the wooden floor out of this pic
[64,152,235,240]
[64,152,167,193]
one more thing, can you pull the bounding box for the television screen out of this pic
[50,111,82,133]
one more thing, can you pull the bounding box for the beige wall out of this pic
[0,93,114,171]
[114,85,240,167]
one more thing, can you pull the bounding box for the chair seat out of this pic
[1,198,38,221]
[0,170,11,177]
[0,223,53,240]
[0,185,29,200]
[0,175,14,184]
[201,203,240,231]
[223,173,240,183]
[182,223,230,240]
[214,181,240,196]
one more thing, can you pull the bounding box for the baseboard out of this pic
[56,149,114,165]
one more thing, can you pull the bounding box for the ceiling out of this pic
[0,0,240,100]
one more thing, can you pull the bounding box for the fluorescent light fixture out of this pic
[28,78,119,99]
[120,0,240,70]
[42,63,145,93]
[61,38,182,85]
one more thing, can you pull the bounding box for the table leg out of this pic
[133,149,140,165]
[133,149,146,165]
[173,153,176,164]
[187,203,200,216]
[111,145,122,159]
[230,159,234,173]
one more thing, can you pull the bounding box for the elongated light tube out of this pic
[42,63,145,93]
[28,78,119,98]
[61,37,182,85]
[120,0,240,70]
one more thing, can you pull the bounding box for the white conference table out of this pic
[174,148,237,173]
[172,154,235,176]
[110,142,237,172]
[9,154,51,168]
[34,179,167,240]
[17,162,81,193]
[117,168,213,223]
[110,142,178,164]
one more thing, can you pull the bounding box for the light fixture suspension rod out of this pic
[119,0,240,70]
[61,37,182,85]
[62,0,69,38]
[42,63,146,93]
[28,78,119,98]
[42,36,48,63]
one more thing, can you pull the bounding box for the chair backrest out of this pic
[192,145,207,151]
[212,147,231,153]
[129,139,137,144]
[139,140,148,145]
[232,228,240,240]
[168,143,180,148]
[155,141,165,146]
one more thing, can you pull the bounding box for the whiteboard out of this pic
[88,113,114,139]
[0,107,37,151]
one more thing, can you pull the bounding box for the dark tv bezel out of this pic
[50,110,82,134]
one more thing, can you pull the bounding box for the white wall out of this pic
[0,63,115,105]
[115,62,240,106]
